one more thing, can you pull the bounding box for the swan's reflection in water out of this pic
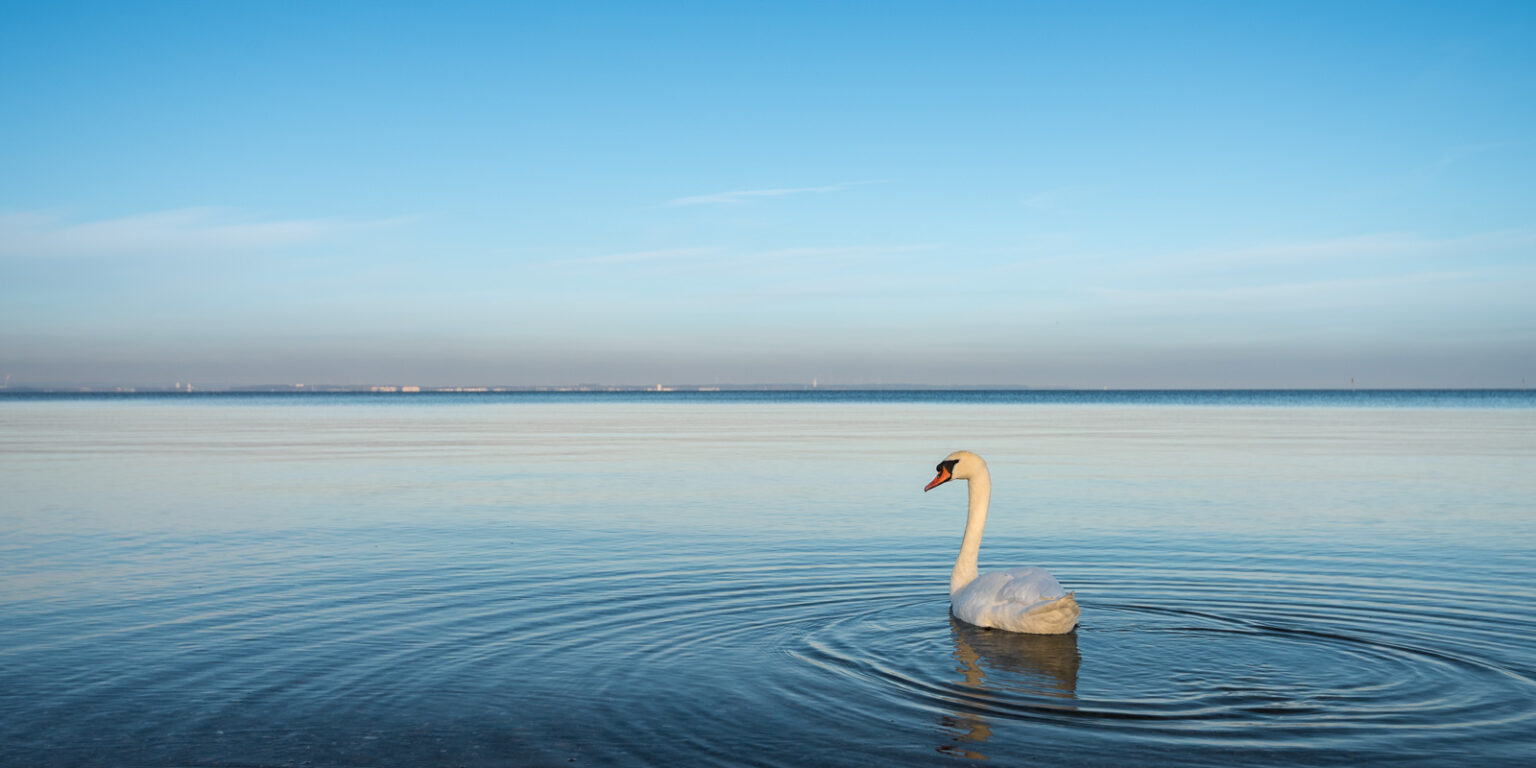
[938,616,1080,761]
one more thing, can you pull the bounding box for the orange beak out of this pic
[924,465,952,492]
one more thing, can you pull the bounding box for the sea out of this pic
[2,390,1533,766]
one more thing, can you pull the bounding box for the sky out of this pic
[2,1,1533,388]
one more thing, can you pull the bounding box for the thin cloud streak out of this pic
[1088,265,1532,306]
[0,208,410,258]
[663,180,889,207]
[554,242,937,270]
[990,230,1536,281]
[556,247,722,266]
[748,243,937,261]
[1410,141,1520,182]
[1018,185,1098,214]
[1164,230,1536,271]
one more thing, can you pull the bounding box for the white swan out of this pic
[925,451,1079,634]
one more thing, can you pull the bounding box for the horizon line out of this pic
[1,383,1529,394]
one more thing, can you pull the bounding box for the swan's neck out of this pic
[951,468,990,596]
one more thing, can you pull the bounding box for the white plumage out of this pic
[926,451,1079,634]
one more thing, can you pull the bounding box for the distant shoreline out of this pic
[0,384,1531,395]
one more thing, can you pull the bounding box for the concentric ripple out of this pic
[4,527,1535,767]
[774,552,1536,766]
[507,537,1536,767]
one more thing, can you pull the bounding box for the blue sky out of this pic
[2,1,1532,387]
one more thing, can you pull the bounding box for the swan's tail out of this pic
[1021,592,1080,635]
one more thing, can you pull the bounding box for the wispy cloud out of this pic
[746,243,936,261]
[556,246,722,266]
[556,242,936,269]
[1090,266,1526,306]
[663,180,889,207]
[0,207,408,258]
[1410,141,1519,183]
[1151,229,1536,274]
[1019,185,1097,214]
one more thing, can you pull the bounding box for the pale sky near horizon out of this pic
[2,1,1533,388]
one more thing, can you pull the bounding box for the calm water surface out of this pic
[2,392,1533,766]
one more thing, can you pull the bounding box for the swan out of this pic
[925,451,1079,634]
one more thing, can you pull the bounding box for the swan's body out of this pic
[926,451,1079,634]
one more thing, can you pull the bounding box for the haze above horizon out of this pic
[3,2,1533,389]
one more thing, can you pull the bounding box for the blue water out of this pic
[2,392,1533,766]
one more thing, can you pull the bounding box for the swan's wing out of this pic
[996,566,1066,605]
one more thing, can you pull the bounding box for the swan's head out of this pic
[924,450,987,491]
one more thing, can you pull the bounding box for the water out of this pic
[2,391,1533,766]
